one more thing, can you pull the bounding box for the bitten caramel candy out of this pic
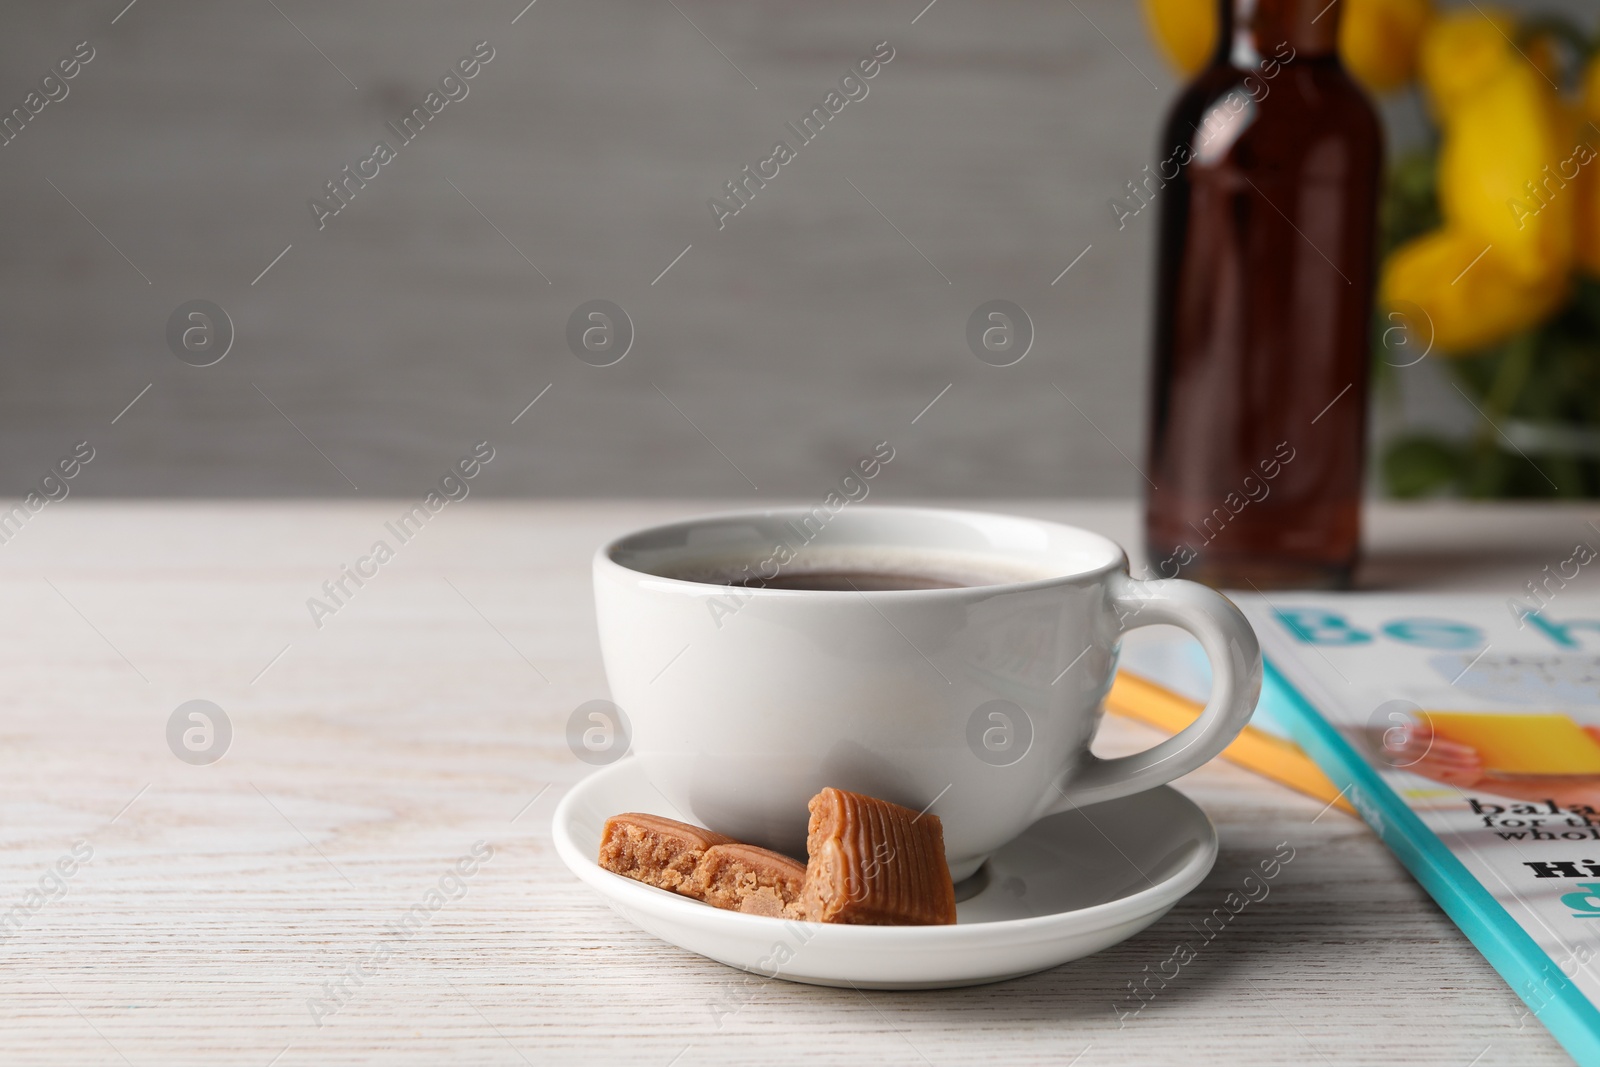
[692,843,807,917]
[799,787,958,925]
[598,813,736,894]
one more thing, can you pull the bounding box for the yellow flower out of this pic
[1437,61,1576,281]
[1382,229,1568,354]
[1419,7,1517,122]
[1340,0,1433,94]
[1141,0,1215,77]
[1397,19,1580,347]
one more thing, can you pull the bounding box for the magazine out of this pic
[1238,593,1600,1066]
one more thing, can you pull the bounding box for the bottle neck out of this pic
[1220,0,1340,64]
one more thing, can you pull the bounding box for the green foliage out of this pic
[1382,435,1462,498]
[1378,283,1600,498]
[1380,149,1440,259]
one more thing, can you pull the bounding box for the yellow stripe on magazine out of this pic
[1106,671,1355,814]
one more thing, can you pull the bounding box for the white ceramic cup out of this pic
[593,506,1261,881]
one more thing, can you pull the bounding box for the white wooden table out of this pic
[2,499,1593,1066]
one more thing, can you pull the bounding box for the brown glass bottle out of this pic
[1143,0,1382,589]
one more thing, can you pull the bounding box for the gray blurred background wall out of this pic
[0,0,1555,500]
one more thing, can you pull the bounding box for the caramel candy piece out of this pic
[799,787,957,925]
[598,813,736,894]
[692,843,807,917]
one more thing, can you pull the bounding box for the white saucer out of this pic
[552,758,1218,989]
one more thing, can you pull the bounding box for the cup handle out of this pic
[1044,572,1262,812]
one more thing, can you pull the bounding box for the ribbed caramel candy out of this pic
[692,843,807,917]
[799,787,957,925]
[598,813,736,894]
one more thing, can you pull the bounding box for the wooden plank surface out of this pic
[0,499,1594,1065]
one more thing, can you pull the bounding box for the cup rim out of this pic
[594,505,1128,597]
